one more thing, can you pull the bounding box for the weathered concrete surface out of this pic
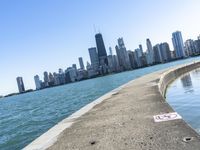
[24,61,200,150]
[44,62,200,150]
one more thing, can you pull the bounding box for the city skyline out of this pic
[1,0,200,95]
[13,31,200,94]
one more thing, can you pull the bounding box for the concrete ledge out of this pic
[159,61,200,97]
[24,61,200,150]
[23,78,131,150]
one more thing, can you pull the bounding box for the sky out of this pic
[1,0,200,95]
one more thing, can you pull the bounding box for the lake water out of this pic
[1,57,200,150]
[166,67,200,134]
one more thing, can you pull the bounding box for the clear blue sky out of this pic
[1,0,200,95]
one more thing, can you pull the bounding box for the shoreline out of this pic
[23,75,132,150]
[24,61,200,150]
[3,55,200,99]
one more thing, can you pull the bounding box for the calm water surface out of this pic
[1,57,200,150]
[166,67,200,134]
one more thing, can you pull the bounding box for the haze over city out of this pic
[1,0,200,95]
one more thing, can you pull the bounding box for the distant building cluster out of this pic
[16,31,200,93]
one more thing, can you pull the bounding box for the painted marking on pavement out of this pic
[153,112,182,122]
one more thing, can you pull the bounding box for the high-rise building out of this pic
[194,39,200,54]
[128,50,137,69]
[134,48,144,67]
[146,38,155,64]
[95,33,108,66]
[88,47,99,71]
[72,64,77,71]
[43,71,49,87]
[58,68,64,74]
[138,45,147,67]
[112,55,120,72]
[115,38,131,70]
[107,55,115,72]
[109,47,113,56]
[43,71,49,82]
[185,39,196,56]
[34,75,42,90]
[139,44,144,56]
[53,73,60,85]
[48,73,55,86]
[86,62,97,77]
[65,67,77,82]
[140,54,147,67]
[78,57,85,70]
[107,47,115,72]
[172,31,186,58]
[144,53,150,66]
[160,42,172,62]
[16,77,25,93]
[57,69,66,85]
[76,69,87,81]
[153,44,163,63]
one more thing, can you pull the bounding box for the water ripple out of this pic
[1,57,200,150]
[166,67,200,135]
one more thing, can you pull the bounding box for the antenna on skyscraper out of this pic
[98,28,101,34]
[93,24,97,34]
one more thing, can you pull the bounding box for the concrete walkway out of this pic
[46,63,200,150]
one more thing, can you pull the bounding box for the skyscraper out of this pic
[172,31,186,58]
[78,57,85,70]
[53,73,60,85]
[86,61,96,77]
[139,44,144,56]
[109,47,113,56]
[153,44,163,63]
[43,71,49,87]
[194,39,200,54]
[107,47,115,72]
[107,55,115,72]
[65,67,77,82]
[16,77,25,93]
[72,64,77,71]
[58,68,64,74]
[115,38,131,70]
[95,33,108,66]
[134,48,143,67]
[128,50,137,69]
[160,42,172,62]
[185,39,196,56]
[48,73,55,86]
[112,55,120,72]
[88,47,99,71]
[146,38,155,64]
[34,75,42,90]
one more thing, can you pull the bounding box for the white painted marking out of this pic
[153,112,182,122]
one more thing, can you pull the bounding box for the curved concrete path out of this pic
[25,62,200,150]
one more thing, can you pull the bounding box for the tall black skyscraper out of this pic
[16,77,25,93]
[95,33,108,66]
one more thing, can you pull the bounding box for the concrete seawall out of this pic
[159,61,200,97]
[24,61,200,150]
